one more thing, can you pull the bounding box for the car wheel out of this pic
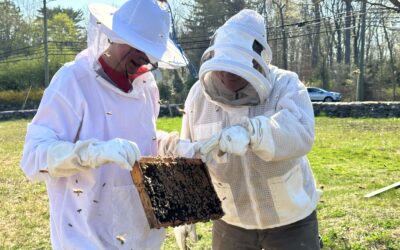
[324,97,333,102]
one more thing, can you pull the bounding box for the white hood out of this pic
[199,9,273,110]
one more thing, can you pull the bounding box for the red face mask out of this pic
[128,65,150,81]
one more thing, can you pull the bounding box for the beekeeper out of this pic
[160,9,321,250]
[20,0,186,249]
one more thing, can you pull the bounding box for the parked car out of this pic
[307,87,342,102]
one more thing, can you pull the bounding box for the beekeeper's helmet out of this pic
[199,9,273,108]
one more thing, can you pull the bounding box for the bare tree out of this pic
[272,0,288,69]
[367,0,400,12]
[382,18,397,100]
[311,0,322,67]
[344,0,352,64]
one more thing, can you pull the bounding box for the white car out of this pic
[307,87,342,102]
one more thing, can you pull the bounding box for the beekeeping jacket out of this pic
[20,1,187,249]
[182,10,320,229]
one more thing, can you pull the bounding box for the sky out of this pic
[47,0,128,11]
[18,0,186,23]
[17,0,187,30]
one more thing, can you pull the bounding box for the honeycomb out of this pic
[131,157,224,228]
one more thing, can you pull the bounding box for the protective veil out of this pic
[181,10,320,229]
[199,9,272,111]
[20,1,185,249]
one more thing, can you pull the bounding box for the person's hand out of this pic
[200,125,250,158]
[219,126,250,155]
[158,131,202,158]
[47,138,141,177]
[158,131,180,157]
[240,116,264,148]
[86,138,141,171]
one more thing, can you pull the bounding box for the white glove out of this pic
[200,126,250,157]
[219,126,250,155]
[47,138,141,177]
[158,131,201,158]
[240,116,275,160]
[158,131,180,157]
[240,116,267,149]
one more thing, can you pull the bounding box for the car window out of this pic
[308,88,320,93]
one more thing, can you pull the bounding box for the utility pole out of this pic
[356,0,367,101]
[43,0,49,86]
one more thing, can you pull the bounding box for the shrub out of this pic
[0,89,43,110]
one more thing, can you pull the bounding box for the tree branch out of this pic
[366,0,400,12]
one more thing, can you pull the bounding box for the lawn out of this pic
[0,117,399,249]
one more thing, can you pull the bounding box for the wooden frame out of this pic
[131,157,224,229]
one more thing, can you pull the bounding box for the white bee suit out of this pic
[21,56,163,250]
[20,0,187,249]
[181,10,320,229]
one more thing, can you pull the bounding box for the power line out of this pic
[0,7,398,62]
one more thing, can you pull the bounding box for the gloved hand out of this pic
[200,125,250,158]
[47,138,141,177]
[158,131,180,157]
[83,138,140,171]
[158,131,202,158]
[240,116,266,149]
[239,116,276,161]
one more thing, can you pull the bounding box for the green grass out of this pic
[1,117,399,249]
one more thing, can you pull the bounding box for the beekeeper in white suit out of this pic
[160,9,321,250]
[20,0,187,249]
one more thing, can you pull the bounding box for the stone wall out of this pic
[0,101,39,112]
[312,102,400,118]
[0,109,37,121]
[159,104,184,117]
[1,102,400,121]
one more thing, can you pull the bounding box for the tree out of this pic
[382,18,398,100]
[48,13,80,43]
[37,7,85,41]
[272,0,288,69]
[366,0,400,12]
[0,0,30,59]
[172,70,185,103]
[311,0,322,67]
[344,0,352,65]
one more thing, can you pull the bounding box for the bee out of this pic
[93,200,99,203]
[102,183,106,187]
[77,209,82,213]
[116,235,126,245]
[73,189,83,196]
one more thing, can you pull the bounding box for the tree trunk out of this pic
[279,6,288,69]
[356,0,366,101]
[335,20,343,64]
[311,0,321,67]
[382,19,397,100]
[353,11,360,66]
[344,0,352,65]
[272,0,288,69]
[375,32,384,100]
